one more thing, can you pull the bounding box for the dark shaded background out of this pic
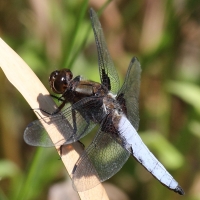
[1,0,200,199]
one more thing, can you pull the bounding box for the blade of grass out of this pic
[67,0,113,69]
[61,0,89,69]
[66,23,91,69]
[0,188,8,200]
[15,148,44,200]
[97,0,113,16]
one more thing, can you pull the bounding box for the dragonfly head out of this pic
[49,69,73,94]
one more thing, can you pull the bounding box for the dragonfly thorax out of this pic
[103,93,123,116]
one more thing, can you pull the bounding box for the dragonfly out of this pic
[24,8,184,195]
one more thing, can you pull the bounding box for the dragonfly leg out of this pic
[71,109,90,136]
[77,140,85,149]
[72,109,77,133]
[50,94,65,102]
[32,100,68,116]
[67,107,91,142]
[32,108,54,116]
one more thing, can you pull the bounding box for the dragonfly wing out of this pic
[90,8,120,94]
[24,110,74,147]
[71,116,130,192]
[72,96,106,123]
[24,101,97,147]
[67,97,106,142]
[24,120,55,147]
[117,57,141,131]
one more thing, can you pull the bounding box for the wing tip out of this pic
[131,56,138,62]
[131,57,140,66]
[128,57,142,74]
[89,7,95,18]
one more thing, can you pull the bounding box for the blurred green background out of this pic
[1,0,200,199]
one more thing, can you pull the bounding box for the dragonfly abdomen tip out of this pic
[175,185,185,195]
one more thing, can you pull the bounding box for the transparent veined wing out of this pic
[24,97,104,147]
[90,8,120,94]
[117,57,141,131]
[72,115,130,191]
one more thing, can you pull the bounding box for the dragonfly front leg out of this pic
[72,108,78,134]
[51,94,65,102]
[67,108,91,143]
[33,99,68,117]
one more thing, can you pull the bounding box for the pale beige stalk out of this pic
[0,38,109,200]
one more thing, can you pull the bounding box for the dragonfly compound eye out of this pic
[49,69,73,94]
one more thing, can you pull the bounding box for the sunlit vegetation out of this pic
[1,0,200,199]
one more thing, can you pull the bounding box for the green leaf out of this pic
[0,188,8,200]
[166,81,200,114]
[0,160,19,179]
[61,0,89,69]
[188,120,200,138]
